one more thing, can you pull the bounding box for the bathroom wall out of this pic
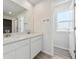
[32,0,54,56]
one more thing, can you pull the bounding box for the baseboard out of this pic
[54,45,69,51]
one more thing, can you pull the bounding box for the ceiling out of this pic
[27,0,44,5]
[3,0,26,17]
[27,0,65,5]
[52,0,65,2]
[3,0,70,17]
[27,0,66,5]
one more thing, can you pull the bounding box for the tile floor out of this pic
[54,47,71,59]
[34,47,71,59]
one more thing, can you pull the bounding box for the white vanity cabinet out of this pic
[4,51,15,59]
[15,39,30,59]
[4,34,42,59]
[4,43,16,59]
[15,45,30,59]
[31,36,42,59]
[4,39,30,59]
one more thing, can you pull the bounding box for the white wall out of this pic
[33,0,54,56]
[54,32,69,49]
[51,1,73,50]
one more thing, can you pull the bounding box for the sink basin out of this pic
[4,33,11,37]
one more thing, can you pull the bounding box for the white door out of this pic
[69,3,76,59]
[76,0,79,59]
[15,45,30,59]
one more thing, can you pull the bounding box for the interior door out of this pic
[69,2,76,59]
[76,0,79,59]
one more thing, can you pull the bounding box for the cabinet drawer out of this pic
[4,39,29,54]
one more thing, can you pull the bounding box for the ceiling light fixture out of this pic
[9,11,12,14]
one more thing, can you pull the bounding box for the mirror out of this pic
[3,0,30,33]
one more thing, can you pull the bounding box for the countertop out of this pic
[3,32,42,45]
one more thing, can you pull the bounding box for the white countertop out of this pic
[3,33,42,45]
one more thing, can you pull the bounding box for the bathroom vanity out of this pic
[3,33,43,59]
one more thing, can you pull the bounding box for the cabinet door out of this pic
[31,37,42,59]
[4,51,15,59]
[15,45,30,59]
